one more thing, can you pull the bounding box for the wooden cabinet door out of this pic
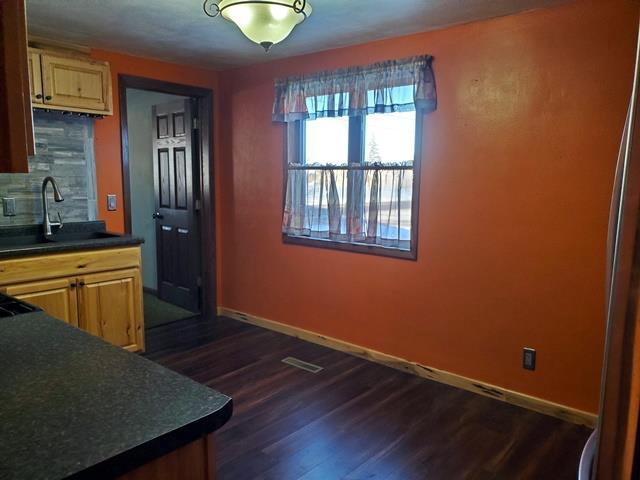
[78,269,144,352]
[0,0,34,172]
[4,278,78,326]
[41,53,112,113]
[28,49,44,105]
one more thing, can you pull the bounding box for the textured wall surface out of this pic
[0,111,97,226]
[217,0,639,413]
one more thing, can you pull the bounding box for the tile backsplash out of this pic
[0,111,97,226]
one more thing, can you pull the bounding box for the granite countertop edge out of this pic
[0,235,145,259]
[70,398,233,480]
[0,312,233,480]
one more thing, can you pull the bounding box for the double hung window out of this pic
[273,56,437,259]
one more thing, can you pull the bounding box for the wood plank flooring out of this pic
[144,316,592,480]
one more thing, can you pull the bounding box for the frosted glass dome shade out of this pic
[218,0,312,51]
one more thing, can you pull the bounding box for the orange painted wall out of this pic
[217,0,639,413]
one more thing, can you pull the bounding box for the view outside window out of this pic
[304,116,349,165]
[364,111,416,164]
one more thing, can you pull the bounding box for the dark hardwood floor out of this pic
[145,316,592,480]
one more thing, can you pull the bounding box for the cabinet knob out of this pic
[78,281,86,287]
[35,94,43,99]
[70,282,76,288]
[45,95,52,101]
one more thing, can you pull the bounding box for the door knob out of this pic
[152,212,164,219]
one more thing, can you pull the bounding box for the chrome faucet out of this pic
[41,176,64,237]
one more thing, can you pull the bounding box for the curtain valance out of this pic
[272,55,436,122]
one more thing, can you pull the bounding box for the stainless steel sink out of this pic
[0,222,124,251]
[0,231,121,248]
[46,231,121,242]
[0,235,52,248]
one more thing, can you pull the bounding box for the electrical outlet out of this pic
[107,194,117,211]
[523,347,536,371]
[2,198,16,217]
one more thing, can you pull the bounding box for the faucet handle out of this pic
[50,211,63,231]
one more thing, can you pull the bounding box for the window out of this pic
[274,55,436,260]
[283,110,422,259]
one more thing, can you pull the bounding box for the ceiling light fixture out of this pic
[203,0,312,52]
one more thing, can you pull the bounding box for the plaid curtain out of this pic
[278,55,436,250]
[283,165,414,249]
[272,55,436,122]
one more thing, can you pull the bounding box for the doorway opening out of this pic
[119,75,216,329]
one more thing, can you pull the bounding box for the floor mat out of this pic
[143,292,197,329]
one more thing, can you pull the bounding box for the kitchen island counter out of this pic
[0,312,232,479]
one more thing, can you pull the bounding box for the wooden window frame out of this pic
[282,112,424,261]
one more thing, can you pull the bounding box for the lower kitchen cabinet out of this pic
[78,269,143,352]
[0,247,145,351]
[4,277,79,327]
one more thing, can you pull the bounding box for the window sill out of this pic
[282,234,417,260]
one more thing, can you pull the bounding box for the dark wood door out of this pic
[152,99,200,312]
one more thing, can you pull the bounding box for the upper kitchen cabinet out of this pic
[30,48,113,115]
[0,0,34,173]
[0,0,113,173]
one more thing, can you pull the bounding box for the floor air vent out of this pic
[282,357,324,373]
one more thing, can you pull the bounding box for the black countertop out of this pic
[0,312,233,480]
[0,221,143,259]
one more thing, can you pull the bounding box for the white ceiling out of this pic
[26,0,568,70]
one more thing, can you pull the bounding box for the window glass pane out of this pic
[364,111,416,164]
[304,117,349,165]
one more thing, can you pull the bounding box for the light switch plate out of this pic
[2,197,16,217]
[107,194,117,212]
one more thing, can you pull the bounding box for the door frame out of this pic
[118,74,216,318]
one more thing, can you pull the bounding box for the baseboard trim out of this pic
[218,306,597,428]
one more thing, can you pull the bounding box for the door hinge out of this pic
[193,117,199,130]
[195,198,201,211]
